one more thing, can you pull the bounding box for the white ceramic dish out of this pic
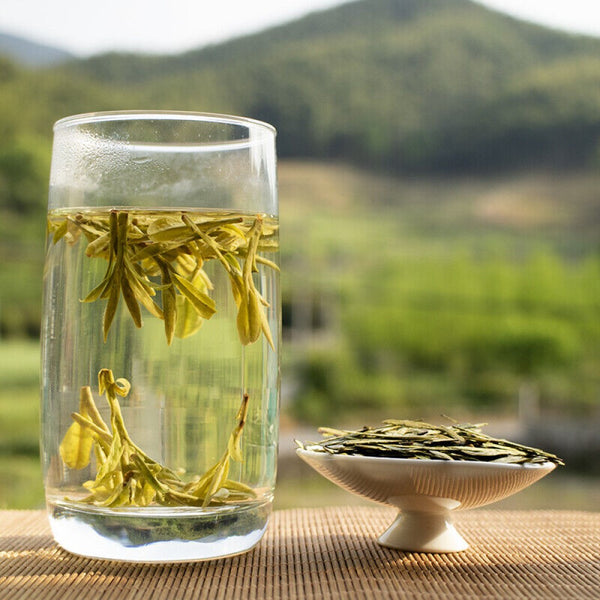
[296,448,556,553]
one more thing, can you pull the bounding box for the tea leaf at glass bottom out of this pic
[185,392,250,506]
[61,369,255,508]
[59,386,98,470]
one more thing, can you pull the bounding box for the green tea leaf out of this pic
[81,272,113,303]
[85,231,111,257]
[49,218,68,244]
[174,295,204,339]
[172,272,217,319]
[103,278,120,342]
[124,266,163,319]
[121,274,142,328]
[158,262,177,345]
[300,418,564,466]
[70,412,112,446]
[59,385,110,469]
[223,479,256,496]
[236,288,262,345]
[147,217,190,241]
[59,419,94,470]
[259,298,275,351]
[52,209,278,347]
[61,369,257,508]
[79,386,110,435]
[201,460,230,507]
[228,393,249,462]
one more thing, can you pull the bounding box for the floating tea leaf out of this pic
[49,209,278,346]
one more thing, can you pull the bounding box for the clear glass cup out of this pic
[40,111,279,562]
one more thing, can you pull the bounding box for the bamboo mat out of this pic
[1,508,599,599]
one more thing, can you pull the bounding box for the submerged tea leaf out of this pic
[173,271,210,339]
[60,369,256,508]
[59,417,94,470]
[172,272,217,319]
[236,288,262,345]
[49,219,69,244]
[121,274,142,328]
[103,278,121,342]
[59,386,106,469]
[187,392,251,506]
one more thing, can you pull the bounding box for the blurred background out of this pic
[1,0,599,510]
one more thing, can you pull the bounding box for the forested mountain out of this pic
[59,0,600,171]
[2,0,600,178]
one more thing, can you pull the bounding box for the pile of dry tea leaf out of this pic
[297,419,564,465]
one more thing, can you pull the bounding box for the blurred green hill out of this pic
[62,0,600,171]
[3,0,600,172]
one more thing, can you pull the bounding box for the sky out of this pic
[0,0,599,57]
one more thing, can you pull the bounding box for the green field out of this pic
[280,163,600,423]
[0,340,43,508]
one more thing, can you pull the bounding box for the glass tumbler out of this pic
[40,111,279,562]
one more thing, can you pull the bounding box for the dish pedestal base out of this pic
[378,508,469,553]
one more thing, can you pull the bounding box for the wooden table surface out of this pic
[1,507,599,599]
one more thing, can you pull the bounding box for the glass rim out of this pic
[53,110,277,139]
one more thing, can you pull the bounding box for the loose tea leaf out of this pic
[59,386,98,470]
[186,393,251,507]
[181,213,275,349]
[61,369,256,508]
[49,209,278,346]
[297,419,564,466]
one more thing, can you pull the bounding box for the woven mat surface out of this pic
[1,508,599,599]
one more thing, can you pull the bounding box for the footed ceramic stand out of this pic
[297,449,556,553]
[379,512,467,553]
[378,494,466,553]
